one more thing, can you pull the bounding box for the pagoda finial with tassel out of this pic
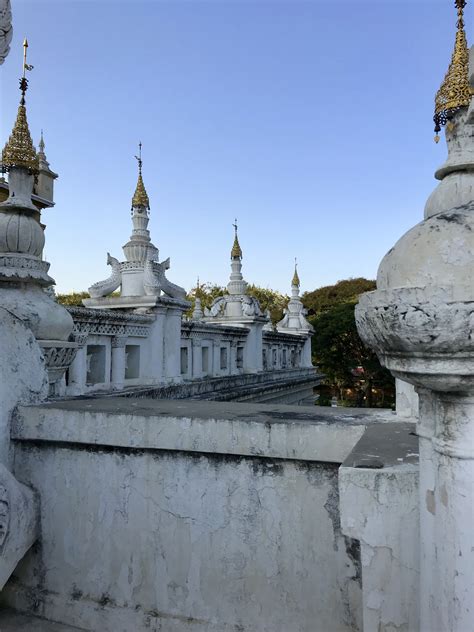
[434,0,473,142]
[131,141,150,210]
[1,38,38,173]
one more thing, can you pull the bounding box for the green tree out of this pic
[56,291,90,306]
[246,284,288,324]
[311,302,394,407]
[186,283,289,324]
[302,278,376,315]
[56,291,121,306]
[305,278,394,408]
[186,283,227,317]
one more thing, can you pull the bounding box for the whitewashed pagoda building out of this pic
[59,149,318,401]
[2,2,474,630]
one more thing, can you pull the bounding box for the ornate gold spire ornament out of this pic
[292,259,300,287]
[132,142,150,210]
[1,39,39,173]
[434,0,473,142]
[231,219,242,259]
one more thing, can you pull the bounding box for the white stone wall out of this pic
[2,400,370,632]
[65,309,313,396]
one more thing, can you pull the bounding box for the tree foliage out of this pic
[186,283,288,324]
[306,277,394,408]
[246,284,288,324]
[302,278,376,315]
[56,291,90,306]
[185,283,227,317]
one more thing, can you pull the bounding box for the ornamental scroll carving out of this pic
[143,257,186,300]
[88,253,122,298]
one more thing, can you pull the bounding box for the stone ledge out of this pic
[0,609,86,631]
[12,399,392,464]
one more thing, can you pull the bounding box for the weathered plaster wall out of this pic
[0,307,48,467]
[2,399,373,632]
[340,423,420,632]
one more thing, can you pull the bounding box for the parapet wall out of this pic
[1,399,389,632]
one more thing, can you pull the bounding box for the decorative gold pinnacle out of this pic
[132,142,150,209]
[1,40,38,173]
[292,259,300,287]
[231,219,242,259]
[434,0,473,141]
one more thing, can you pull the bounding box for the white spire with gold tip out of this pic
[36,130,58,205]
[227,219,247,298]
[276,261,313,335]
[0,40,76,394]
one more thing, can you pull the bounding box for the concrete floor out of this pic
[0,610,86,631]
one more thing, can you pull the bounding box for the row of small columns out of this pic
[185,338,242,379]
[67,334,129,393]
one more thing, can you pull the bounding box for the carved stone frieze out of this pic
[0,254,53,285]
[357,288,474,355]
[356,288,474,391]
[72,333,88,347]
[111,335,128,348]
[73,322,149,338]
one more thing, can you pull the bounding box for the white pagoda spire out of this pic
[276,260,313,335]
[227,219,247,296]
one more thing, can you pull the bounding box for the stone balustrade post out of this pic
[67,334,88,396]
[213,343,221,377]
[426,393,474,630]
[416,390,437,631]
[111,335,128,389]
[163,306,186,382]
[191,338,203,379]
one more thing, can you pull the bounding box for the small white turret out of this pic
[34,130,58,205]
[205,221,263,321]
[276,261,313,335]
[85,143,187,307]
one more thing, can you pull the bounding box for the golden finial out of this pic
[22,38,33,78]
[1,39,38,173]
[231,218,242,259]
[131,142,150,210]
[434,0,473,142]
[292,258,300,287]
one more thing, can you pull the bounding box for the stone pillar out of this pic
[416,390,437,632]
[229,341,238,375]
[213,343,221,377]
[147,307,166,382]
[111,335,127,389]
[163,305,185,382]
[243,322,264,373]
[191,338,203,379]
[67,334,88,396]
[302,336,313,368]
[426,393,474,630]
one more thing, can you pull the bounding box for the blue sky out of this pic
[1,0,470,294]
